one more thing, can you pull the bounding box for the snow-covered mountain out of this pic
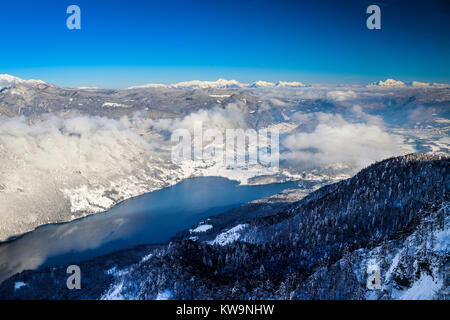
[127,78,246,90]
[248,80,276,88]
[171,79,244,89]
[367,78,450,89]
[0,74,48,89]
[1,154,447,300]
[367,79,407,88]
[127,79,308,90]
[2,74,448,92]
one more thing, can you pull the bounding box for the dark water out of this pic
[0,177,299,283]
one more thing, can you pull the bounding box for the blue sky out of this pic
[0,0,449,88]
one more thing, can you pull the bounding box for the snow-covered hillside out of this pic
[1,154,447,300]
[0,74,48,89]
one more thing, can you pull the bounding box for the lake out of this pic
[0,177,300,283]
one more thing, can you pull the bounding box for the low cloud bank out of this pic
[282,107,414,170]
[149,103,247,133]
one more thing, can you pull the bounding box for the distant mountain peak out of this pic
[171,78,245,89]
[249,80,276,88]
[367,78,406,88]
[0,74,48,89]
[127,79,309,90]
[367,78,450,89]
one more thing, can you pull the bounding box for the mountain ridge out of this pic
[3,74,448,91]
[1,153,447,300]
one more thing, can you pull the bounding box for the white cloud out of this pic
[274,81,306,88]
[326,90,357,101]
[149,103,247,133]
[0,74,47,89]
[412,81,431,88]
[407,106,435,123]
[283,107,413,170]
[431,83,450,88]
[126,83,168,89]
